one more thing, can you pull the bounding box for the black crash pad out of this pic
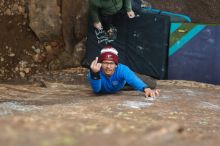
[82,12,170,79]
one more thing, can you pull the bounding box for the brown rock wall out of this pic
[28,0,62,41]
[147,0,220,23]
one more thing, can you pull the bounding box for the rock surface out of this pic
[147,0,220,23]
[0,75,220,146]
[62,0,88,52]
[28,0,62,42]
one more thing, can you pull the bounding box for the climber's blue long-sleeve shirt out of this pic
[88,63,148,93]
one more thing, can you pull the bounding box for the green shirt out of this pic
[89,0,132,23]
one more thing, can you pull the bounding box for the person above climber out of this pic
[88,45,160,97]
[89,0,135,43]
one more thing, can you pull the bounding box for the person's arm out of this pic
[88,70,102,93]
[122,65,148,91]
[122,65,159,97]
[89,0,102,29]
[88,57,102,93]
[123,0,135,18]
[123,0,132,12]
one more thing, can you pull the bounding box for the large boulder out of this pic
[62,0,88,52]
[49,38,86,70]
[28,0,62,41]
[28,0,88,68]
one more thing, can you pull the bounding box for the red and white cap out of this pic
[98,45,118,64]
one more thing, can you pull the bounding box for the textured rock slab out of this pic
[28,0,61,41]
[62,0,88,52]
[0,80,220,146]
